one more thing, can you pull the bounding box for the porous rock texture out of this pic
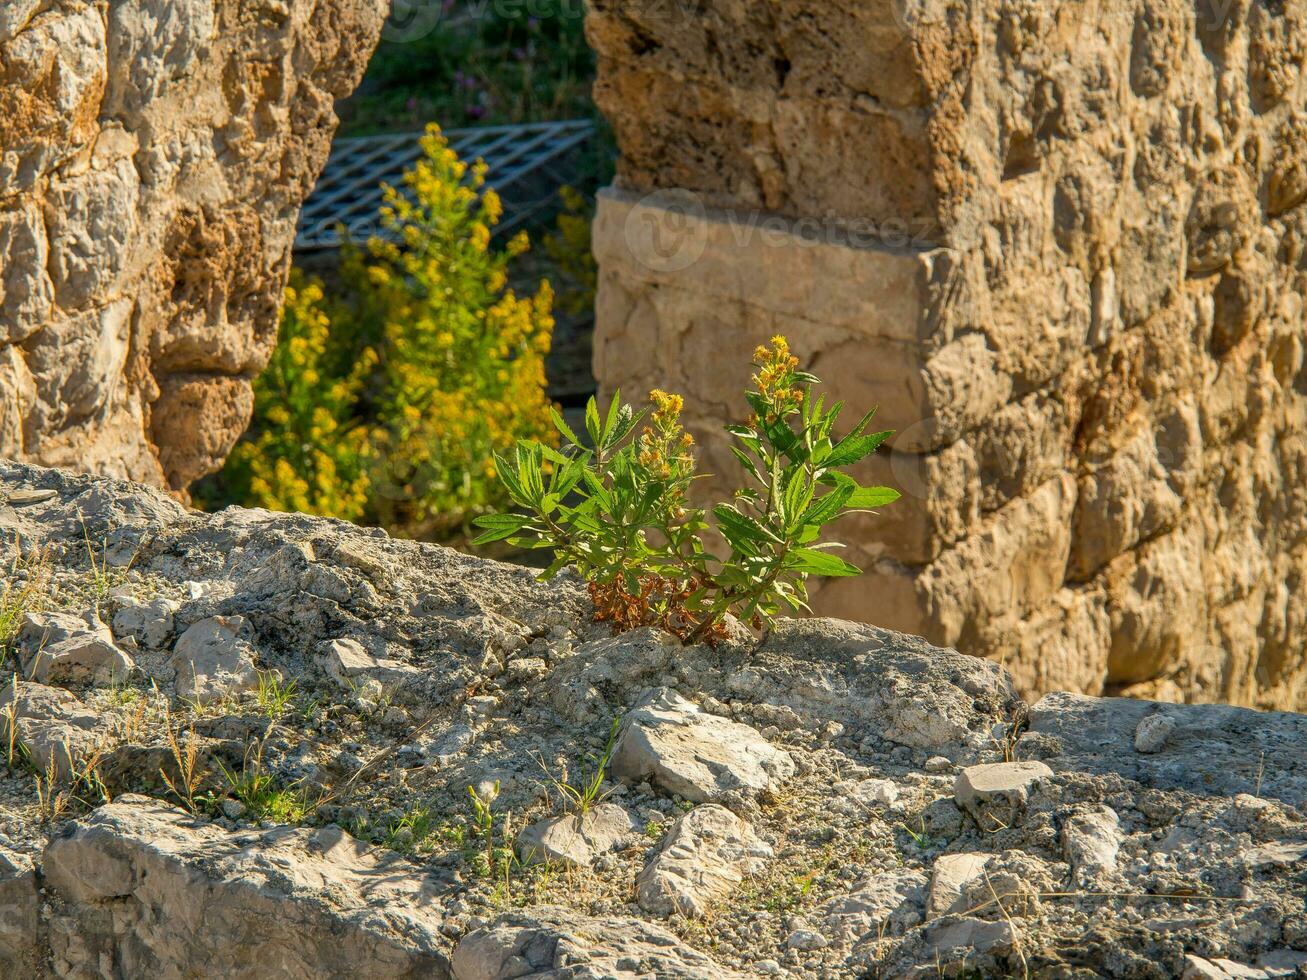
[1,459,1305,977]
[0,0,385,492]
[587,0,1307,712]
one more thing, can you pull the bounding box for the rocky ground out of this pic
[0,459,1304,979]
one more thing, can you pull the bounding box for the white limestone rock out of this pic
[515,803,637,870]
[42,797,452,977]
[636,804,773,917]
[169,616,259,703]
[611,688,794,803]
[953,761,1054,831]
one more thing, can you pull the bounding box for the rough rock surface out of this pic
[515,803,636,870]
[0,459,1305,978]
[588,0,1307,713]
[0,0,385,493]
[43,796,453,977]
[611,687,796,803]
[636,804,773,917]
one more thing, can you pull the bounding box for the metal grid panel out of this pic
[295,119,596,251]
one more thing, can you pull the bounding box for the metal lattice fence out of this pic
[294,119,597,251]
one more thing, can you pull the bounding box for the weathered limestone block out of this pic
[516,804,637,870]
[0,845,39,976]
[636,804,773,917]
[589,0,1307,711]
[452,907,745,979]
[0,0,386,492]
[42,797,453,977]
[611,688,795,803]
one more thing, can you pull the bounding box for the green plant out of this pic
[0,549,48,661]
[383,801,443,854]
[2,678,19,772]
[475,336,899,642]
[159,712,206,815]
[542,186,597,318]
[467,780,519,900]
[218,742,309,824]
[341,0,596,136]
[254,670,299,721]
[81,518,124,612]
[33,744,109,824]
[356,124,558,537]
[533,717,620,816]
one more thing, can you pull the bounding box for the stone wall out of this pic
[0,0,385,492]
[588,0,1307,710]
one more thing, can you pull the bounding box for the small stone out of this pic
[636,804,772,917]
[851,778,898,807]
[319,638,379,683]
[515,803,636,869]
[786,926,829,950]
[927,853,992,918]
[505,656,549,682]
[111,596,177,650]
[170,617,259,703]
[953,761,1054,831]
[1061,804,1121,886]
[925,916,1014,959]
[820,871,926,943]
[1134,712,1177,754]
[29,634,133,687]
[317,638,418,691]
[611,688,794,803]
[220,800,247,820]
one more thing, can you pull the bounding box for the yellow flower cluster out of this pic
[212,124,557,539]
[639,389,696,486]
[752,335,804,421]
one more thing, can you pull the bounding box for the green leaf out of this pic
[601,389,624,449]
[713,505,782,546]
[491,452,522,499]
[471,513,534,545]
[584,396,601,448]
[824,430,893,468]
[550,408,581,447]
[846,485,901,509]
[786,548,862,577]
[730,446,764,483]
[801,482,854,526]
[781,468,814,530]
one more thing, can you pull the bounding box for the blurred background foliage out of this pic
[197,1,609,544]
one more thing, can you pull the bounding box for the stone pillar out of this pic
[587,0,1307,710]
[0,0,386,492]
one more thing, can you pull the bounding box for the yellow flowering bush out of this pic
[214,273,374,521]
[360,124,557,537]
[208,125,557,540]
[542,186,597,318]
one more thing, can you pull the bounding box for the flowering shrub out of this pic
[360,125,557,537]
[208,125,557,539]
[216,273,374,521]
[474,337,899,642]
[542,186,597,318]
